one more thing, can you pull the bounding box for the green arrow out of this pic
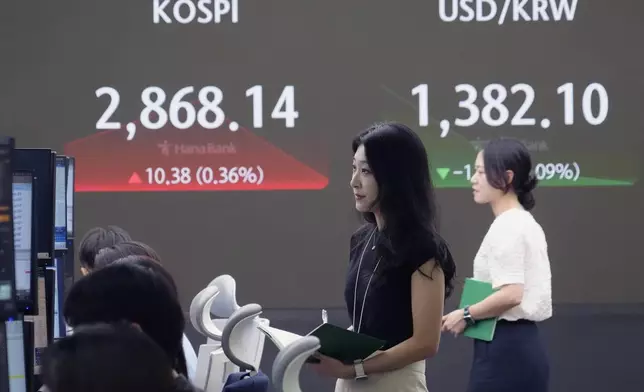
[436,168,450,180]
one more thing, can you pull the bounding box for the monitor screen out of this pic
[48,258,63,340]
[12,173,32,304]
[13,149,55,264]
[66,158,74,237]
[5,320,27,392]
[55,256,66,339]
[0,137,17,318]
[54,157,66,250]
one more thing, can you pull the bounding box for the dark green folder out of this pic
[308,323,386,364]
[458,278,498,341]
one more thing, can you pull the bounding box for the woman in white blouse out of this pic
[442,138,552,392]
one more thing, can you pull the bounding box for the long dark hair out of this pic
[482,137,538,211]
[352,122,456,297]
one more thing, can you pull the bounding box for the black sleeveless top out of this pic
[344,224,440,350]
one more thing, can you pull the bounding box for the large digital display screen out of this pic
[12,174,32,302]
[58,0,639,192]
[2,1,644,308]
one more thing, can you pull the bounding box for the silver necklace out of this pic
[352,228,382,334]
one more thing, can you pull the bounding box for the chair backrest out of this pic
[209,274,241,318]
[271,336,321,392]
[190,285,224,341]
[221,303,263,372]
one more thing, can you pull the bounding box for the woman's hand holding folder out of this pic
[442,309,466,336]
[309,353,355,379]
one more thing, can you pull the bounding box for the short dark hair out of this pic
[78,226,132,269]
[113,255,179,303]
[94,241,162,270]
[42,322,175,392]
[89,251,187,376]
[352,122,456,297]
[63,259,186,376]
[482,138,538,210]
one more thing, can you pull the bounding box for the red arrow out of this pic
[128,172,142,184]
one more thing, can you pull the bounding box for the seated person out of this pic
[77,225,132,276]
[94,242,198,381]
[94,240,161,270]
[63,257,200,392]
[41,322,176,392]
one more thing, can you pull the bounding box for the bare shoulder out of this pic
[412,259,446,305]
[415,259,445,281]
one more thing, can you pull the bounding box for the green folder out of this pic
[309,323,386,364]
[458,278,498,341]
[258,322,385,364]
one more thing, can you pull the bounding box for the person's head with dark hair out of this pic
[41,322,175,392]
[350,121,456,296]
[94,240,162,270]
[78,226,132,275]
[63,258,187,377]
[471,137,538,212]
[112,255,180,310]
[92,248,189,378]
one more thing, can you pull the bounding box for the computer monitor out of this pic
[55,256,65,339]
[54,157,67,251]
[65,157,74,238]
[13,149,55,377]
[13,149,55,264]
[0,137,23,392]
[4,320,27,392]
[12,172,36,313]
[63,157,76,301]
[0,137,17,320]
[46,257,65,340]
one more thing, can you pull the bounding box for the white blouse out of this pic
[473,208,553,322]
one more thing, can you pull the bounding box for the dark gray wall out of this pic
[1,1,643,313]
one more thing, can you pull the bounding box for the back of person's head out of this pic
[114,255,180,304]
[482,137,538,210]
[94,240,162,270]
[94,253,187,375]
[63,258,186,376]
[78,226,132,274]
[351,122,456,296]
[41,322,175,392]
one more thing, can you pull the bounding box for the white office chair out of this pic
[191,284,226,342]
[205,304,269,391]
[208,274,241,318]
[190,275,242,345]
[189,275,268,389]
[190,284,226,387]
[272,336,321,392]
[207,275,269,373]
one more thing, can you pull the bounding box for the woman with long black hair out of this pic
[311,122,457,391]
[442,138,552,392]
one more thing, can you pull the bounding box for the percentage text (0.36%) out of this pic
[144,166,265,186]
